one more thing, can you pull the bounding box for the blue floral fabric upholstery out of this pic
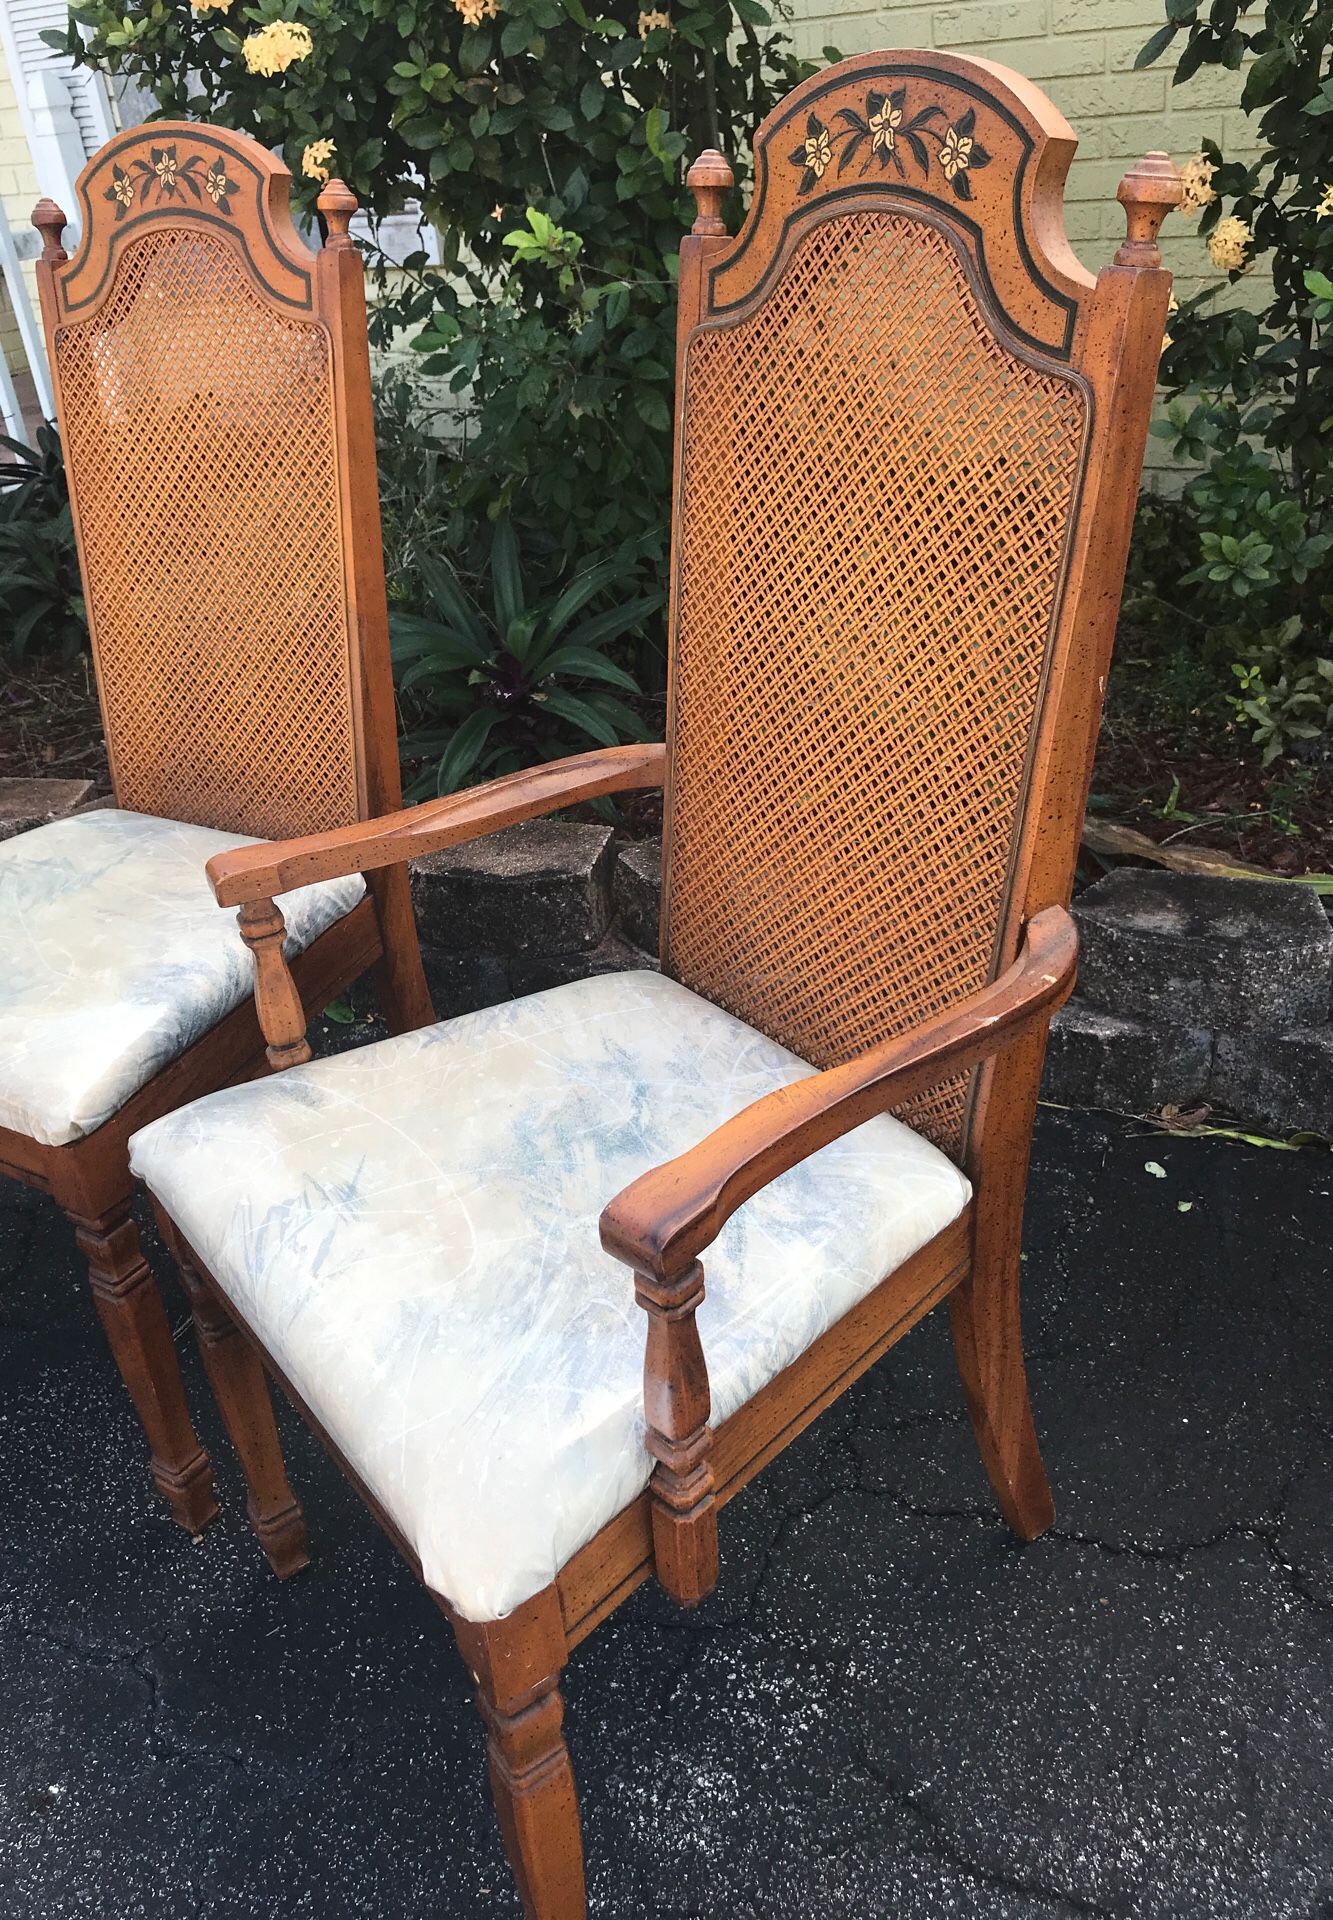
[130,970,970,1623]
[0,808,365,1146]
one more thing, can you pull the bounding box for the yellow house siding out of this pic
[783,0,1261,476]
[0,36,44,404]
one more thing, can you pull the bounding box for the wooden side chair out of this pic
[128,54,1178,1917]
[1,125,430,1548]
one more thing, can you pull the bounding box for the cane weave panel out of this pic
[54,228,359,838]
[666,211,1087,1157]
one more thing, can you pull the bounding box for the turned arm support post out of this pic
[210,743,666,1071]
[633,1259,718,1607]
[600,906,1079,1609]
[238,900,313,1071]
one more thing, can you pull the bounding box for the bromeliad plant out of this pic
[392,518,660,794]
[0,425,87,660]
[1133,0,1333,762]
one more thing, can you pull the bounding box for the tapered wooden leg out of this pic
[65,1197,218,1535]
[160,1221,310,1580]
[451,1588,586,1920]
[368,865,435,1035]
[951,1029,1056,1541]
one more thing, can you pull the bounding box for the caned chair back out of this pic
[661,51,1174,1157]
[33,126,400,840]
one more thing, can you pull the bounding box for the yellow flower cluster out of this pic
[638,8,671,33]
[302,137,336,181]
[1207,213,1253,274]
[1162,294,1179,353]
[190,0,235,12]
[1317,183,1333,217]
[1178,151,1217,216]
[242,20,314,75]
[453,0,498,23]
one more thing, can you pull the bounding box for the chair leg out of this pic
[451,1589,586,1920]
[65,1196,218,1535]
[950,1030,1055,1541]
[948,1255,1054,1541]
[367,865,435,1035]
[164,1221,310,1580]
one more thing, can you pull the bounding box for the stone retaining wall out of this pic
[9,770,1325,1141]
[410,820,657,1017]
[411,826,1333,1139]
[1045,869,1333,1135]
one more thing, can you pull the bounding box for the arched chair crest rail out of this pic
[0,124,431,1544]
[128,54,1179,1920]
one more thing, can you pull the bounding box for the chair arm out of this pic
[600,904,1078,1282]
[205,742,667,907]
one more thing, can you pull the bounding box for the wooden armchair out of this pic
[128,54,1178,1917]
[0,126,430,1545]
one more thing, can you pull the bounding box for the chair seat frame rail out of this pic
[146,52,1179,1919]
[3,125,432,1536]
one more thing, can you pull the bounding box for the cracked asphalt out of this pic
[1,1106,1330,1918]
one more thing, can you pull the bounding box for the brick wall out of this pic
[783,0,1261,478]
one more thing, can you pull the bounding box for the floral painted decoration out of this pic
[104,164,135,216]
[789,89,992,203]
[103,146,240,220]
[203,155,239,212]
[153,147,180,195]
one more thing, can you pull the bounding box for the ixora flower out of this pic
[868,92,902,155]
[189,0,234,11]
[242,20,314,76]
[789,114,832,194]
[302,137,336,182]
[104,164,135,217]
[1316,183,1333,217]
[1162,294,1179,352]
[204,156,238,211]
[936,108,990,201]
[1178,152,1217,216]
[453,0,498,23]
[1207,213,1253,274]
[638,7,671,33]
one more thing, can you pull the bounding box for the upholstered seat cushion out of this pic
[130,970,970,1622]
[0,808,365,1147]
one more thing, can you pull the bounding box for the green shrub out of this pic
[61,0,824,605]
[1135,1,1333,762]
[373,368,460,610]
[0,426,86,659]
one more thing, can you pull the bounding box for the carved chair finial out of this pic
[317,178,359,250]
[687,149,734,237]
[32,198,68,263]
[1114,152,1182,268]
